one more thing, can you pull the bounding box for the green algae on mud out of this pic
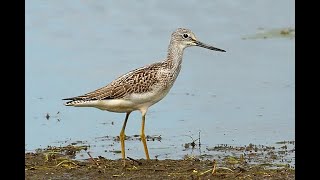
[25,142,295,179]
[206,141,295,169]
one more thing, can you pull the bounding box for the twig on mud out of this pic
[199,159,217,176]
[212,159,234,174]
[127,156,142,165]
[199,159,234,176]
[212,159,217,175]
[199,169,212,176]
[87,152,99,166]
[217,167,234,172]
[126,165,139,171]
[56,160,78,167]
[113,172,124,177]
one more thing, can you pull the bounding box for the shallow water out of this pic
[26,0,295,161]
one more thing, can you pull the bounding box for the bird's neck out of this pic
[166,41,185,70]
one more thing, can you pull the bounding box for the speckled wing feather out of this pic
[63,62,166,103]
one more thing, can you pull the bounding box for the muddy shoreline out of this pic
[25,141,295,179]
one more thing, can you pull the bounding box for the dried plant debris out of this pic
[206,141,295,169]
[26,141,294,179]
[96,134,162,142]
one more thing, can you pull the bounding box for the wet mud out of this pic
[25,140,294,179]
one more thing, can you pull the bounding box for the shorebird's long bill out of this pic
[195,41,226,52]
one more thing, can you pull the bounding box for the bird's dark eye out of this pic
[183,33,189,38]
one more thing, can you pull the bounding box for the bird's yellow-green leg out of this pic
[120,112,131,166]
[140,110,150,160]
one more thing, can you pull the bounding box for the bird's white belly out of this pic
[94,88,170,113]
